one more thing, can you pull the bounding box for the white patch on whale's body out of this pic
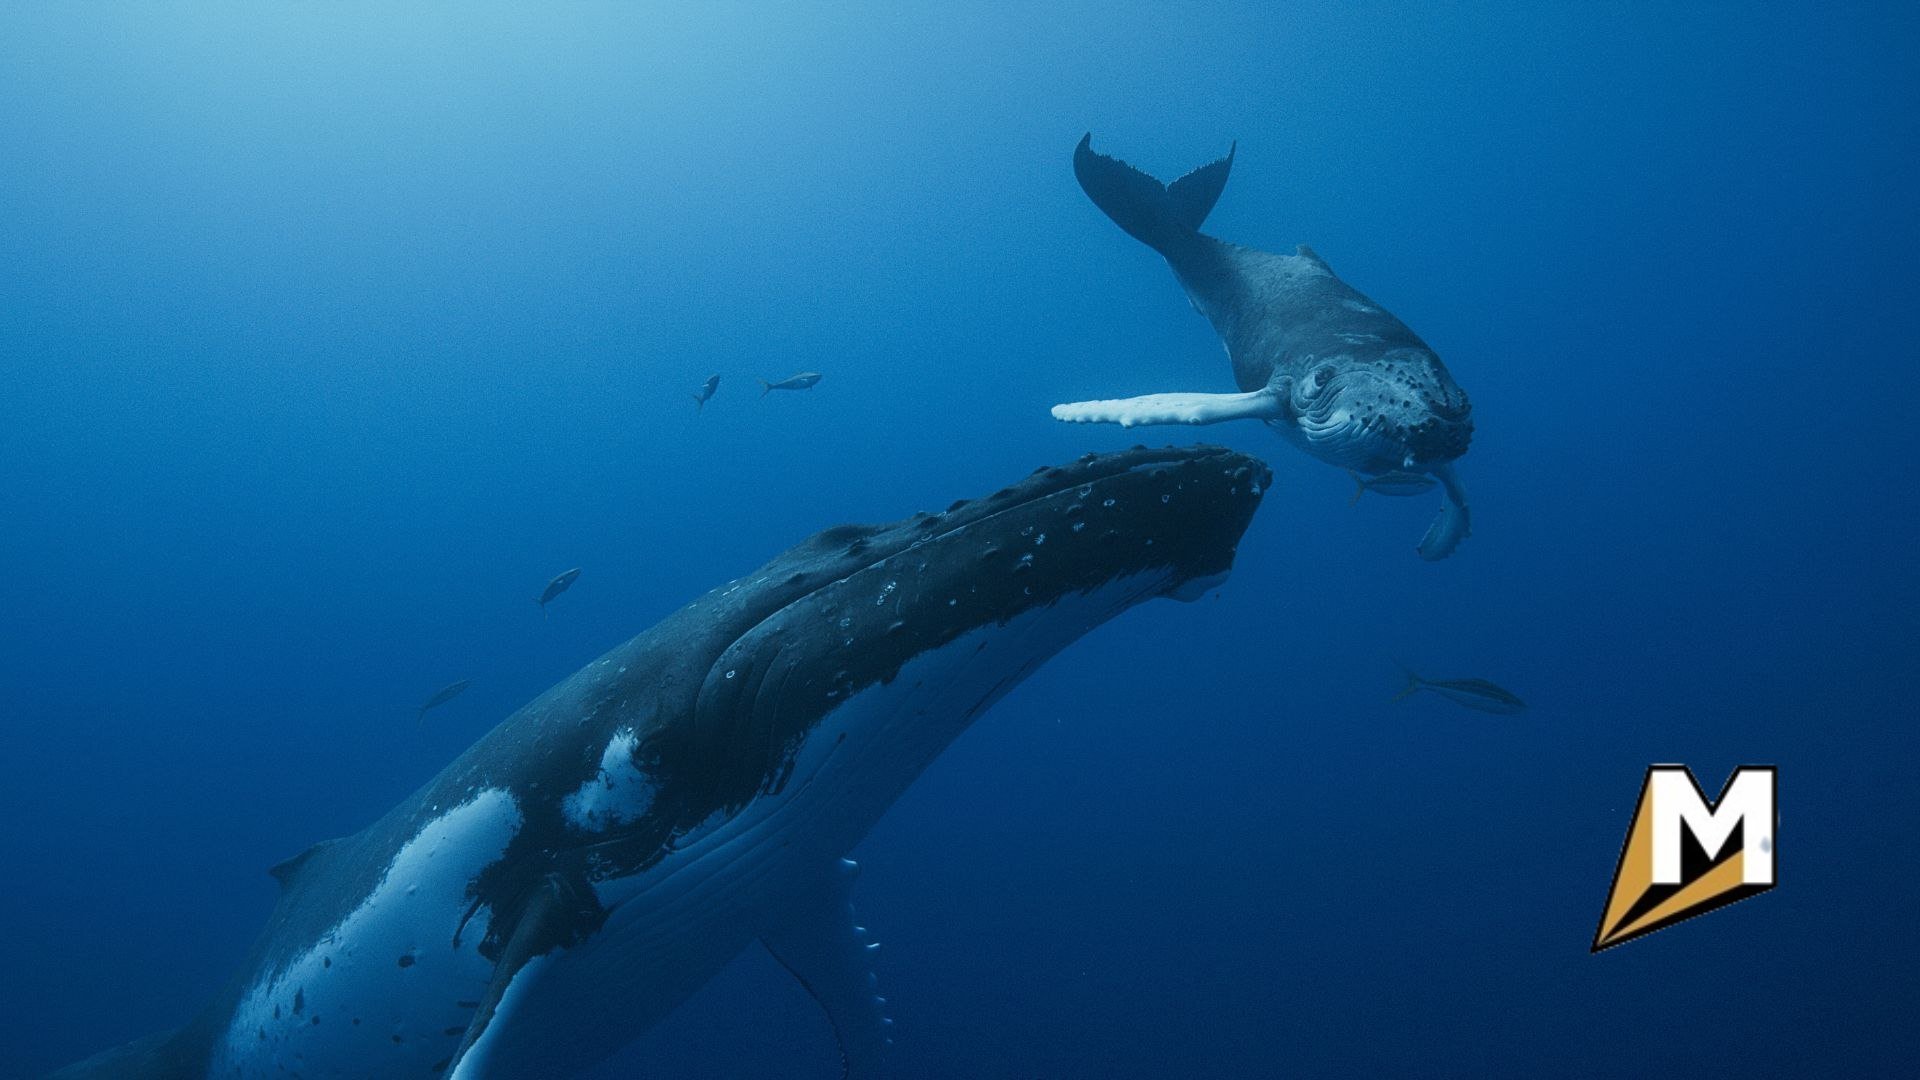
[210,788,523,1079]
[446,571,1178,1078]
[562,728,655,832]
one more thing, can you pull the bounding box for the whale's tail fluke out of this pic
[1073,133,1235,253]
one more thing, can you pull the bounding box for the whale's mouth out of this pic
[1288,368,1472,472]
[767,444,1273,614]
[686,446,1270,783]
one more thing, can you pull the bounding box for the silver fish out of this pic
[536,567,582,617]
[1393,666,1526,714]
[1348,469,1439,505]
[415,678,471,724]
[760,371,822,395]
[692,374,720,410]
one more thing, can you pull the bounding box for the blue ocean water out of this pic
[2,3,1915,1076]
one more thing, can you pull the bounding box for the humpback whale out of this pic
[1055,135,1476,560]
[52,445,1269,1080]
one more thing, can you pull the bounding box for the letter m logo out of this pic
[1592,765,1776,952]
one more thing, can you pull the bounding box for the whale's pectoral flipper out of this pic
[1417,464,1471,562]
[1052,387,1286,428]
[445,873,601,1079]
[762,858,893,1079]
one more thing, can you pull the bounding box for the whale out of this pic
[1054,135,1476,560]
[51,444,1269,1080]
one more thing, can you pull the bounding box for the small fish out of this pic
[1348,469,1438,505]
[759,371,822,396]
[1392,665,1526,714]
[536,567,582,617]
[692,374,720,410]
[416,679,471,724]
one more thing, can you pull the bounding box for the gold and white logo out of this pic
[1592,765,1776,952]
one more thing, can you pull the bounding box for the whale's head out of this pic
[672,445,1270,825]
[1282,347,1473,474]
[521,446,1270,906]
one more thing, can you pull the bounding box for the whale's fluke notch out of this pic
[761,858,893,1080]
[1073,133,1235,252]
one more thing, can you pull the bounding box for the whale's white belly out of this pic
[209,789,523,1079]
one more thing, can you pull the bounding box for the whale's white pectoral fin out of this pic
[1050,388,1284,428]
[445,874,592,1080]
[762,858,893,1079]
[1416,464,1471,562]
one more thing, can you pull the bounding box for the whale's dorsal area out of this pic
[1059,134,1477,561]
[51,445,1271,1080]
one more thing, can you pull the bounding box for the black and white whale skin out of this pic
[51,445,1269,1080]
[1055,135,1475,560]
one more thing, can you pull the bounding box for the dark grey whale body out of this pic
[51,445,1268,1080]
[1054,135,1475,560]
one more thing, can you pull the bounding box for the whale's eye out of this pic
[1311,366,1335,390]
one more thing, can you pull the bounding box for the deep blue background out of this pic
[3,3,1915,1076]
